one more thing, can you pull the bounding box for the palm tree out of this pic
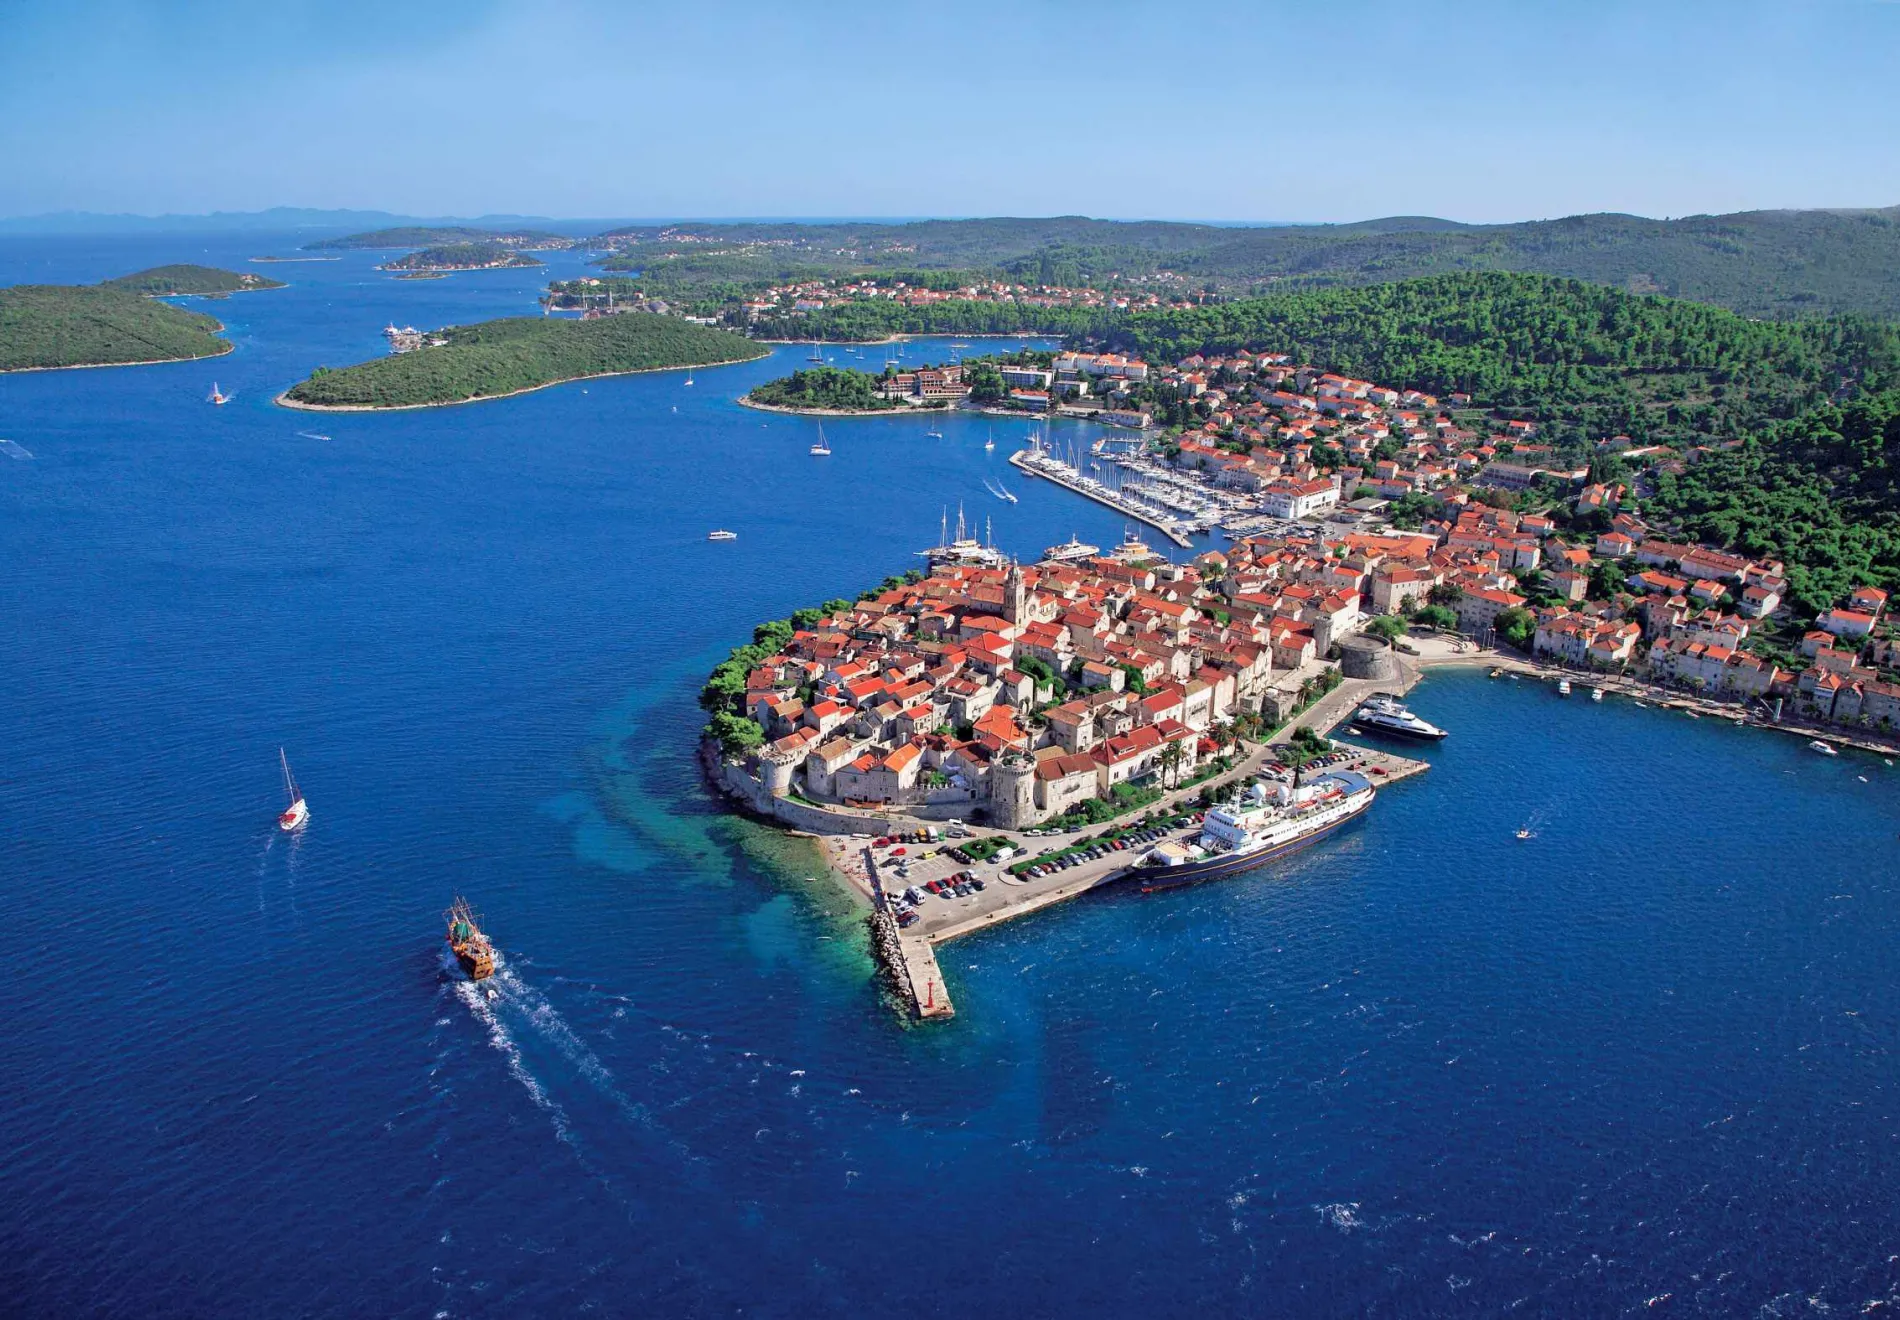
[1157,741,1184,790]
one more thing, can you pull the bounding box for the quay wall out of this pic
[1008,451,1192,548]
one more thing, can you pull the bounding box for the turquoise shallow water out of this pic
[4,234,1900,1317]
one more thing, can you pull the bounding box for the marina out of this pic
[1009,445,1194,547]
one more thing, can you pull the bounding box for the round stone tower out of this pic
[759,744,799,798]
[989,749,1038,830]
[1337,633,1401,682]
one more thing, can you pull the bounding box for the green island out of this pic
[0,281,231,371]
[744,366,903,412]
[306,226,572,251]
[380,243,543,272]
[278,311,766,409]
[100,264,286,297]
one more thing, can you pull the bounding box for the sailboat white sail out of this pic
[810,421,831,456]
[277,748,308,831]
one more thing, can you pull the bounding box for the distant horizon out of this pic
[4,201,1898,238]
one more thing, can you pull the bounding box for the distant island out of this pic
[0,278,234,372]
[100,264,286,297]
[379,242,543,273]
[277,311,766,410]
[307,226,573,252]
[744,366,904,413]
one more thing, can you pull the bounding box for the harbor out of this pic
[1008,446,1195,548]
[822,656,1441,1022]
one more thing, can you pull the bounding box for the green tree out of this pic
[1494,606,1537,651]
[1363,615,1407,643]
[705,712,764,757]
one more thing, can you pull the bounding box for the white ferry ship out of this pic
[1131,771,1375,892]
[1041,534,1099,563]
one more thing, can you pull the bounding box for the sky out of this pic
[2,0,1897,225]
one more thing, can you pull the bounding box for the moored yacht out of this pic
[1557,678,1573,696]
[1352,693,1448,741]
[1132,772,1375,892]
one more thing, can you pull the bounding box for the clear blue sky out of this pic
[3,0,1897,224]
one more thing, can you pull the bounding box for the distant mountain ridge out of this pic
[7,204,1900,319]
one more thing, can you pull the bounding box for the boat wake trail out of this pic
[446,959,581,1150]
[484,963,677,1145]
[0,439,34,459]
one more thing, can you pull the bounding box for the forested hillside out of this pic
[1650,391,1900,612]
[100,264,284,296]
[1113,273,1900,447]
[0,284,231,370]
[381,243,542,271]
[591,207,1900,319]
[281,313,764,408]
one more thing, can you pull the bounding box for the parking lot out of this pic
[864,811,1210,940]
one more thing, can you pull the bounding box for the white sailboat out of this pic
[984,427,996,452]
[277,749,308,831]
[208,382,231,405]
[810,422,831,456]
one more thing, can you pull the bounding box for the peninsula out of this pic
[307,226,572,251]
[744,366,902,413]
[743,354,1042,415]
[100,264,286,297]
[278,311,766,409]
[704,272,1900,1017]
[0,281,231,371]
[379,243,542,272]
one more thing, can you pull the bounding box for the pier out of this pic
[1009,450,1194,548]
[836,667,1434,1022]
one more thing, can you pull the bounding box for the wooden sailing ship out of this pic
[444,897,495,980]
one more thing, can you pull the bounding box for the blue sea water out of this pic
[4,234,1900,1318]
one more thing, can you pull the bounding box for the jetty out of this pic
[840,659,1435,1022]
[1008,449,1193,548]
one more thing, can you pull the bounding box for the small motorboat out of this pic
[277,748,308,831]
[1810,740,1839,756]
[707,529,737,541]
[1590,687,1604,703]
[1515,828,1535,841]
[1489,668,1503,679]
[1556,678,1572,696]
